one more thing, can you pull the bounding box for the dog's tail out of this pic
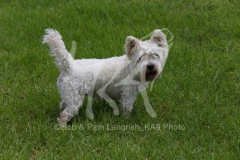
[43,29,74,72]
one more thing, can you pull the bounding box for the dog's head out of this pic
[124,30,169,82]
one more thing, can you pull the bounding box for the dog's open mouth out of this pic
[146,71,157,80]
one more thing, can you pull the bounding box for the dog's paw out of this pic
[57,118,67,127]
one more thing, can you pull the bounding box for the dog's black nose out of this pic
[147,64,154,71]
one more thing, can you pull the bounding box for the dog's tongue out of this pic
[147,72,156,79]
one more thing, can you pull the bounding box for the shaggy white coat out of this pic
[43,29,168,126]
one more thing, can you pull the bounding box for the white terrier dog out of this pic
[43,29,169,126]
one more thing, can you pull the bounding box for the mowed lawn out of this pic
[0,0,239,159]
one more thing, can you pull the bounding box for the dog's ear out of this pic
[150,30,168,48]
[125,36,140,58]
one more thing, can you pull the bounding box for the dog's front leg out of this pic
[120,104,133,118]
[120,87,138,117]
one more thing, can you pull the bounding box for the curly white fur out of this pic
[43,29,168,126]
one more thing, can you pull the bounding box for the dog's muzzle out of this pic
[146,64,158,81]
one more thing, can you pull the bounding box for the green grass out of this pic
[0,0,239,159]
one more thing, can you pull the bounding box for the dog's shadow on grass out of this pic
[44,100,118,124]
[75,100,123,123]
[76,100,152,126]
[46,98,153,126]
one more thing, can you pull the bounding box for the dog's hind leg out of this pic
[59,101,67,111]
[58,95,85,127]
